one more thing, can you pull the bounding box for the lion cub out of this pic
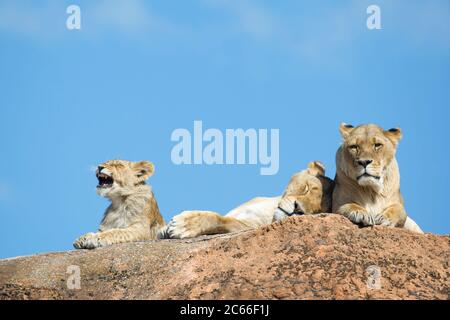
[73,160,165,249]
[159,161,334,239]
[333,123,423,233]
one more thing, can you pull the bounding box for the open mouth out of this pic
[97,173,114,188]
[357,173,380,180]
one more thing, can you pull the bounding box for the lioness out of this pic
[73,160,165,249]
[159,161,334,239]
[333,123,423,233]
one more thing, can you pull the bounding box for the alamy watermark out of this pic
[66,265,81,290]
[367,5,382,30]
[366,265,382,290]
[171,121,279,176]
[66,5,81,30]
[65,4,382,32]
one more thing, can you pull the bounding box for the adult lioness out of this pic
[159,161,334,239]
[333,123,423,233]
[73,160,165,249]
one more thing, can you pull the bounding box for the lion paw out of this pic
[161,211,212,239]
[73,232,104,249]
[345,211,391,227]
[344,211,374,226]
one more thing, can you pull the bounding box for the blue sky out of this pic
[0,0,449,259]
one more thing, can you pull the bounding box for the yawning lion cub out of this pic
[73,160,165,249]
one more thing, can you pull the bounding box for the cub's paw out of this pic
[73,232,103,249]
[163,211,216,239]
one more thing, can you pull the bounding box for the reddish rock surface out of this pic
[0,214,449,300]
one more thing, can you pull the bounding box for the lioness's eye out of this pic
[299,184,309,194]
[374,143,383,150]
[348,145,358,151]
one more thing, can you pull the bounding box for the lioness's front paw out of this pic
[344,211,375,226]
[376,214,395,227]
[344,211,389,227]
[164,211,210,239]
[73,232,103,249]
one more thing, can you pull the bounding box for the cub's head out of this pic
[337,123,402,191]
[96,160,155,198]
[273,161,334,222]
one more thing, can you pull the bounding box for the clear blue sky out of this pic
[0,0,449,259]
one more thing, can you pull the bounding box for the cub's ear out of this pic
[384,127,402,147]
[307,161,325,177]
[133,161,155,181]
[339,123,354,139]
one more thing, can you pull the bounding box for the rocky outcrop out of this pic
[0,214,448,300]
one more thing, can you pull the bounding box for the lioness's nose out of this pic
[98,166,105,172]
[357,160,373,168]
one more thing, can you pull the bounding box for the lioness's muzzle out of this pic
[277,207,304,216]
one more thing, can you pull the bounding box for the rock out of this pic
[0,214,449,300]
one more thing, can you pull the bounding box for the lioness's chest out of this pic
[361,197,388,215]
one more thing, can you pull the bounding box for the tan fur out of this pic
[73,160,165,249]
[159,161,334,239]
[332,123,421,232]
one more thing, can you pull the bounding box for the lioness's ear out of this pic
[384,127,402,146]
[307,161,325,176]
[339,123,354,139]
[133,161,155,181]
